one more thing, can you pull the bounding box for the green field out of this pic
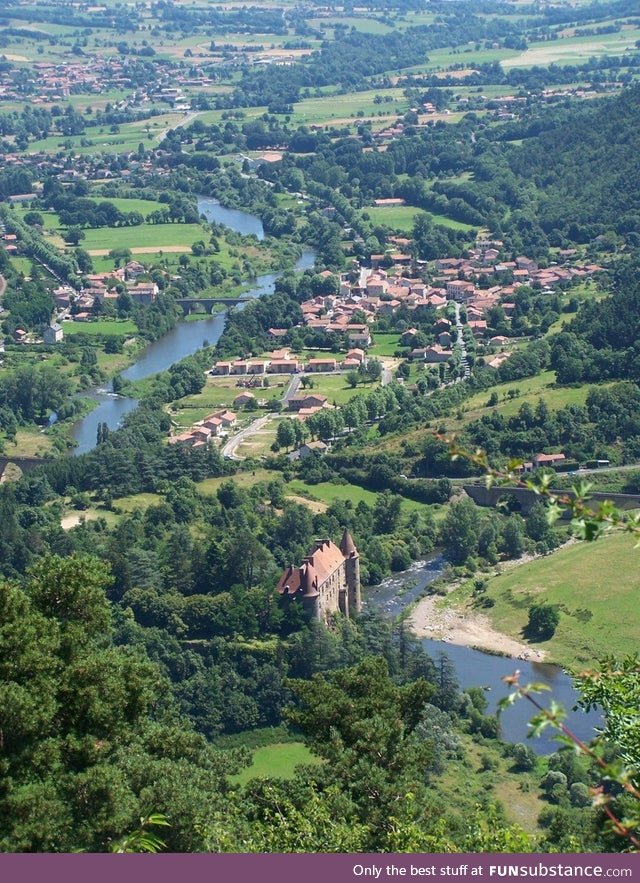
[79,222,206,254]
[26,113,185,155]
[368,333,401,357]
[301,373,382,405]
[482,533,640,668]
[285,478,434,516]
[448,371,605,431]
[229,742,318,785]
[366,205,420,231]
[502,28,640,69]
[63,319,138,336]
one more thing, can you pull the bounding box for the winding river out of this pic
[69,201,601,751]
[71,198,315,455]
[365,559,601,753]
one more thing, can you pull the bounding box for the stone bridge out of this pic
[175,297,247,315]
[462,483,640,516]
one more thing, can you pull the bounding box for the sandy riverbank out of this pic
[408,593,546,662]
[407,550,564,662]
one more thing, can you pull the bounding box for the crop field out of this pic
[502,28,640,68]
[25,113,185,156]
[482,533,640,668]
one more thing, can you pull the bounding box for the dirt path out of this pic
[0,274,6,299]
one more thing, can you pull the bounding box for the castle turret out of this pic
[340,528,361,615]
[301,561,320,620]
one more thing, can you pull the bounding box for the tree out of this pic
[276,419,296,451]
[439,499,480,565]
[526,603,560,640]
[63,227,85,246]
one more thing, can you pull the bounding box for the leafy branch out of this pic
[499,676,640,851]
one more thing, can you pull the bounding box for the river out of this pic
[71,198,315,455]
[365,558,601,753]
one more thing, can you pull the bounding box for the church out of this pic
[275,529,361,620]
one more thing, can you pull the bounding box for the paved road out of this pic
[283,374,303,403]
[454,301,471,379]
[0,274,6,299]
[222,414,270,460]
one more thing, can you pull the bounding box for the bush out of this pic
[526,603,560,640]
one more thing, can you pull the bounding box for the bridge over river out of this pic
[463,483,640,515]
[175,296,248,315]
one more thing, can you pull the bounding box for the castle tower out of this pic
[301,560,320,620]
[340,528,361,615]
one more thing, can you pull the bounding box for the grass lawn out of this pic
[62,319,138,336]
[369,333,401,357]
[113,492,163,513]
[502,29,640,68]
[366,205,420,232]
[303,373,382,405]
[79,222,206,254]
[289,88,407,126]
[229,742,318,785]
[26,113,185,155]
[285,478,431,515]
[6,426,54,459]
[196,469,274,496]
[169,375,286,427]
[482,533,640,668]
[89,196,166,216]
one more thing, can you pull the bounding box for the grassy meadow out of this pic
[481,533,640,668]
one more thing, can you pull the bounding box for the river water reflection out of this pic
[71,198,314,454]
[364,559,601,753]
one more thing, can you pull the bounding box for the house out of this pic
[233,392,256,407]
[438,331,452,347]
[211,361,232,375]
[425,345,453,363]
[490,335,510,347]
[267,359,299,374]
[346,348,366,364]
[306,358,337,372]
[292,440,329,460]
[247,361,267,374]
[288,394,328,412]
[532,452,566,468]
[468,320,488,338]
[13,328,27,343]
[216,410,237,427]
[43,323,64,344]
[348,329,371,348]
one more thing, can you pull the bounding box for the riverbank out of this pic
[408,592,546,661]
[407,550,564,662]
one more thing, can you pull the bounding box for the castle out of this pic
[275,529,361,620]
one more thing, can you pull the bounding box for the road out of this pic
[157,110,200,143]
[453,301,471,379]
[222,414,270,460]
[282,374,303,404]
[0,274,6,300]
